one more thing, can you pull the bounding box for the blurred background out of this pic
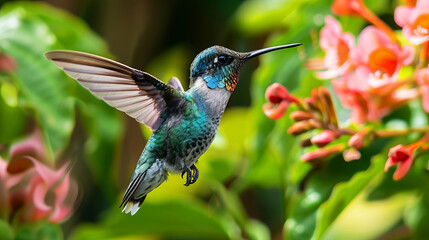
[1,0,426,240]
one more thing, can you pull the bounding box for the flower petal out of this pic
[265,83,289,104]
[10,129,48,162]
[394,6,412,27]
[263,101,289,119]
[393,155,414,180]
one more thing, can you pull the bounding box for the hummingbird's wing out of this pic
[45,50,185,131]
[167,77,184,92]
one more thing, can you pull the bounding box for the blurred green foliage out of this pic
[0,0,428,240]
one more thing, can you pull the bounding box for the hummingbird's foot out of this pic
[181,164,199,186]
[189,164,199,184]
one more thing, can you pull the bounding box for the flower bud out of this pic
[301,144,344,163]
[343,148,361,161]
[311,130,337,147]
[348,131,366,149]
[290,111,314,121]
[300,138,313,147]
[263,83,291,119]
[0,53,16,72]
[304,98,321,114]
[287,120,320,136]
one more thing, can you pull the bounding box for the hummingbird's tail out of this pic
[122,195,147,215]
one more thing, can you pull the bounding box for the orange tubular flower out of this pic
[331,0,366,16]
[384,143,420,180]
[332,0,397,42]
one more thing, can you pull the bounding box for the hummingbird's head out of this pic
[189,43,302,92]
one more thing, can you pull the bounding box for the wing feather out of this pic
[45,50,185,130]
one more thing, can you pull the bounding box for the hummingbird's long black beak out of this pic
[245,43,302,60]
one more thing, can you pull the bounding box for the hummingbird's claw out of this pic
[182,164,199,186]
[190,164,199,184]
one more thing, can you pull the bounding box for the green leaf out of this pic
[0,2,108,54]
[70,199,235,240]
[0,80,26,143]
[285,150,376,240]
[0,6,74,156]
[15,222,62,240]
[0,219,13,240]
[311,155,385,240]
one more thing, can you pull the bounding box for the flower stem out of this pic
[374,127,429,138]
[358,6,398,43]
[419,42,429,68]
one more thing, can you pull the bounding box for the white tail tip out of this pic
[122,202,141,215]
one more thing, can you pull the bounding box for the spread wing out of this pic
[45,50,185,131]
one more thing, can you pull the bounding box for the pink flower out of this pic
[384,143,419,180]
[330,27,416,123]
[333,75,418,123]
[351,26,414,88]
[263,83,295,119]
[332,76,377,123]
[1,129,78,223]
[307,16,355,79]
[416,66,429,113]
[395,0,429,45]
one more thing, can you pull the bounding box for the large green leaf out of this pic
[0,219,13,240]
[70,199,237,240]
[0,2,108,54]
[15,222,62,240]
[0,80,26,143]
[285,149,376,240]
[312,155,385,240]
[0,9,74,156]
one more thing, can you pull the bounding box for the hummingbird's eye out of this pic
[215,55,233,65]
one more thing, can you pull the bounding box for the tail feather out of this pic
[121,195,147,215]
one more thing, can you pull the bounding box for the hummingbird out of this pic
[45,43,301,215]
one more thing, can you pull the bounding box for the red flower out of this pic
[263,83,293,119]
[384,144,419,180]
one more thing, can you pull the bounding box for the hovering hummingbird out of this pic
[45,43,301,215]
